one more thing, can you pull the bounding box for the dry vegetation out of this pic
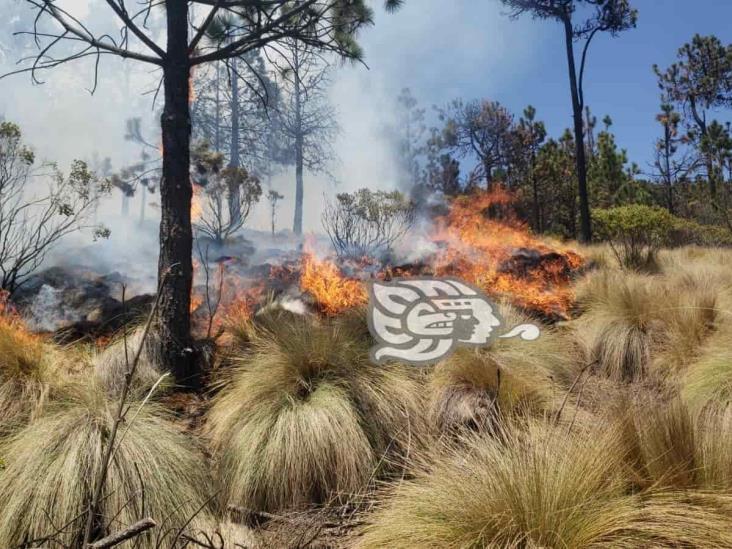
[3,246,732,547]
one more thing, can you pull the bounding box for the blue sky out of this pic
[3,0,732,231]
[336,0,732,176]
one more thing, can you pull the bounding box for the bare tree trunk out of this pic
[140,185,146,224]
[563,18,592,243]
[215,62,221,151]
[531,156,541,232]
[271,202,276,236]
[663,125,675,214]
[157,1,197,388]
[228,58,242,227]
[293,45,304,236]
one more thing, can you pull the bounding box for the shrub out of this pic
[670,218,732,247]
[592,205,676,271]
[205,310,428,513]
[322,188,415,259]
[191,141,262,245]
[0,380,212,548]
[0,122,110,292]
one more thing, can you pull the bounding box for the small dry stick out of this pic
[554,360,597,426]
[88,517,156,549]
[82,271,169,547]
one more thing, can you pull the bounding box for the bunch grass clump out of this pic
[682,330,732,408]
[0,293,78,437]
[573,265,725,383]
[0,379,212,548]
[620,398,732,492]
[428,304,573,434]
[92,328,169,397]
[206,307,428,513]
[358,414,732,548]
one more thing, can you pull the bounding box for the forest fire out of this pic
[426,188,584,317]
[300,251,368,315]
[191,183,204,222]
[190,188,584,331]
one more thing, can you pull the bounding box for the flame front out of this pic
[428,188,583,317]
[190,188,585,331]
[299,188,583,319]
[300,252,367,315]
[191,183,203,223]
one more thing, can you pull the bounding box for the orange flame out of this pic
[428,188,583,317]
[300,252,367,315]
[191,183,203,223]
[188,187,584,332]
[0,290,43,348]
[299,188,583,319]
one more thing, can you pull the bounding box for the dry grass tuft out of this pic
[620,398,732,492]
[358,414,732,549]
[0,379,212,548]
[92,328,169,397]
[573,262,726,383]
[427,303,577,436]
[206,309,429,513]
[682,330,732,408]
[0,300,79,437]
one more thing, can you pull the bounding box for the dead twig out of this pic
[88,518,156,549]
[554,360,597,426]
[82,272,169,547]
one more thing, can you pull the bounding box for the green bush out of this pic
[670,218,732,247]
[593,205,677,270]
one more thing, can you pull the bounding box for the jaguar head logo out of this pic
[367,278,540,365]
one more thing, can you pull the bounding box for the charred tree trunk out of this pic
[563,18,592,243]
[157,1,197,388]
[293,46,305,236]
[484,159,493,188]
[228,59,242,227]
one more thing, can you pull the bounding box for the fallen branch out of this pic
[88,517,156,548]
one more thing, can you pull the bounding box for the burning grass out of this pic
[0,291,82,437]
[428,189,583,318]
[297,189,584,319]
[205,307,428,514]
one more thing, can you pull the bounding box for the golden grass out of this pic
[682,330,732,408]
[0,379,212,548]
[92,328,169,397]
[357,413,732,549]
[428,304,575,435]
[572,258,727,382]
[0,306,80,437]
[620,398,732,492]
[205,308,429,513]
